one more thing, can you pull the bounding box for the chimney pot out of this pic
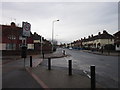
[98,32,101,35]
[11,22,16,27]
[91,34,93,37]
[103,30,107,34]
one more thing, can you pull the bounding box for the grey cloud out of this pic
[2,2,118,43]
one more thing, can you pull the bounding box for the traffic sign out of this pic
[22,22,31,37]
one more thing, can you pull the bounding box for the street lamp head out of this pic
[53,19,59,23]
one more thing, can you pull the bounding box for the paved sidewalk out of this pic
[2,58,42,88]
[2,49,70,88]
[26,64,102,88]
[25,49,103,88]
[42,50,70,59]
[2,48,105,88]
[2,55,21,64]
[82,50,120,56]
[3,68,42,88]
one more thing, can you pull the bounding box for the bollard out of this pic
[68,60,72,75]
[30,56,32,67]
[48,58,51,70]
[63,50,65,55]
[42,52,44,59]
[91,65,96,90]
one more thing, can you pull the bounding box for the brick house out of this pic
[32,32,52,53]
[0,22,34,50]
[114,31,120,51]
[72,40,82,49]
[0,22,52,55]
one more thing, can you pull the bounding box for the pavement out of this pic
[82,50,120,56]
[3,49,112,88]
[2,49,69,89]
[2,55,44,88]
[25,49,103,88]
[42,50,71,59]
[26,63,102,88]
[2,68,42,88]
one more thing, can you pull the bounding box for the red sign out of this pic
[22,22,31,37]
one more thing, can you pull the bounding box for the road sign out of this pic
[22,22,31,37]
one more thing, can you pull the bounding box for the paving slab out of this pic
[26,65,102,88]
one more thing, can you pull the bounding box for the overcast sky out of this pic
[1,1,118,44]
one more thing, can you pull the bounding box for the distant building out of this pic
[72,40,82,49]
[80,30,114,50]
[66,43,71,48]
[32,32,41,50]
[32,32,52,52]
[113,31,120,51]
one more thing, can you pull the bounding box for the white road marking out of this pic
[83,70,91,78]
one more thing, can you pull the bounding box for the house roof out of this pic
[114,31,120,36]
[97,33,114,39]
[1,24,33,37]
[81,30,114,42]
[1,22,51,44]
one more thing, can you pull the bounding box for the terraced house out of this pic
[114,31,120,51]
[82,30,114,50]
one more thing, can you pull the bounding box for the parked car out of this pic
[69,47,72,50]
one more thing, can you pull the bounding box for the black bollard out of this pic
[63,50,65,55]
[91,65,96,90]
[68,60,72,75]
[48,58,51,70]
[30,56,32,67]
[42,52,44,59]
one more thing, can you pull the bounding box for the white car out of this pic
[69,47,72,50]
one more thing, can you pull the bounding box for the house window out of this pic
[8,35,16,40]
[6,43,16,50]
[111,39,112,41]
[117,44,119,47]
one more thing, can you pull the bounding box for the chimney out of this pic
[88,36,90,38]
[11,22,16,27]
[91,34,93,37]
[34,32,37,35]
[98,32,101,35]
[103,30,107,34]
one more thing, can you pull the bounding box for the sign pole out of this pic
[21,22,31,68]
[24,58,25,68]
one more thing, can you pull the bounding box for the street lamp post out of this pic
[52,19,59,52]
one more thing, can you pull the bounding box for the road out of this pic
[2,56,42,88]
[51,48,118,88]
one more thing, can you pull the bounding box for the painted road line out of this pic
[83,70,91,79]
